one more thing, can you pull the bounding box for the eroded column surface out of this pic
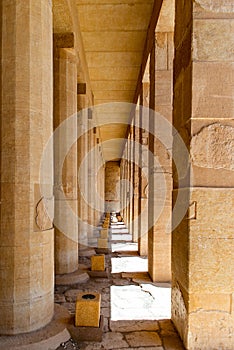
[0,0,54,334]
[105,161,120,213]
[138,82,150,256]
[77,95,89,249]
[54,40,78,274]
[172,1,234,349]
[148,27,174,282]
[132,109,140,243]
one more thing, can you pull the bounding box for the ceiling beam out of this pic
[122,0,163,154]
[133,0,163,105]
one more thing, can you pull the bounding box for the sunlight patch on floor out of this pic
[111,242,138,252]
[111,284,171,321]
[111,256,148,273]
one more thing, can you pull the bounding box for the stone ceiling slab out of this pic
[75,0,154,160]
[77,3,154,31]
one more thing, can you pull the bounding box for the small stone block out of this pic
[91,254,105,271]
[100,229,109,239]
[68,315,104,342]
[75,292,101,327]
[98,238,108,249]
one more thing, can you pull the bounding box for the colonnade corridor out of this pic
[0,0,233,349]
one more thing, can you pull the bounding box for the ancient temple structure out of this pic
[0,1,233,349]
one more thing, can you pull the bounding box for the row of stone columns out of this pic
[120,1,234,348]
[0,1,105,335]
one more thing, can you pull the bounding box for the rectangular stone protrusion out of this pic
[53,32,75,48]
[100,229,108,239]
[75,292,101,327]
[77,83,86,95]
[98,238,108,249]
[91,254,105,271]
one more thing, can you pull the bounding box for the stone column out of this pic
[132,109,140,243]
[54,37,78,274]
[87,118,95,242]
[105,162,120,213]
[172,1,234,349]
[148,29,174,282]
[138,82,150,256]
[0,0,54,334]
[77,95,89,249]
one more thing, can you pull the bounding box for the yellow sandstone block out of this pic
[91,254,105,271]
[100,229,108,239]
[75,292,101,327]
[98,238,108,249]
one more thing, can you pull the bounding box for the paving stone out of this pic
[112,278,133,286]
[103,317,110,333]
[79,248,97,257]
[78,343,104,350]
[101,307,110,318]
[130,348,164,350]
[159,320,177,336]
[56,271,90,286]
[79,264,90,271]
[163,335,185,350]
[101,332,129,349]
[60,302,76,314]
[125,331,162,348]
[55,294,66,303]
[65,289,81,302]
[110,320,159,332]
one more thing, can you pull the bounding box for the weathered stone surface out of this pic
[125,331,162,347]
[193,19,234,61]
[79,248,96,257]
[54,294,66,303]
[55,271,89,286]
[163,336,185,350]
[69,315,103,342]
[101,332,129,349]
[194,0,234,13]
[110,320,159,332]
[191,123,234,170]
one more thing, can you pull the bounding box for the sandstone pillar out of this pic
[148,28,174,282]
[172,1,234,348]
[138,82,150,256]
[77,95,89,248]
[0,0,54,334]
[105,162,120,213]
[132,108,140,242]
[54,38,78,274]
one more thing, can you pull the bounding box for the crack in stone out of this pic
[140,285,155,300]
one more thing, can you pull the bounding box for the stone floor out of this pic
[55,228,185,350]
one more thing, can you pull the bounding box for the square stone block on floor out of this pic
[91,254,105,271]
[68,315,104,342]
[100,229,109,239]
[98,238,109,249]
[75,292,101,327]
